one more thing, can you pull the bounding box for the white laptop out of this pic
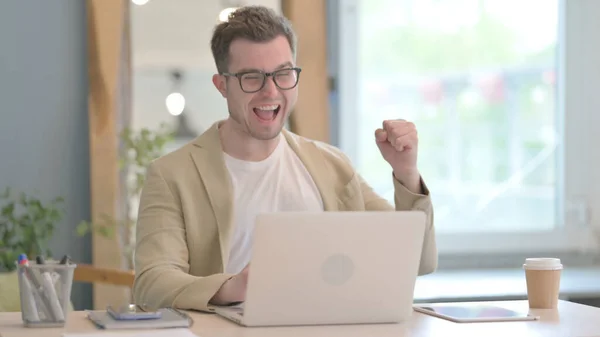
[213,211,426,327]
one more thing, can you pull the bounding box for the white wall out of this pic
[131,0,282,134]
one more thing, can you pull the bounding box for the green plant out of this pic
[0,188,65,272]
[77,123,174,269]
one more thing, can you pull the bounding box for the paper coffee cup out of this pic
[523,258,562,309]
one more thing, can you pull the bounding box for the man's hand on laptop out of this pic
[211,264,250,305]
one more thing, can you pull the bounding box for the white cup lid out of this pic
[523,258,563,270]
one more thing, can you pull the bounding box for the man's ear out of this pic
[212,74,227,98]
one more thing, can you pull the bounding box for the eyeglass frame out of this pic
[220,67,302,93]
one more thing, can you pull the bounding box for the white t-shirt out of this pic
[223,135,323,274]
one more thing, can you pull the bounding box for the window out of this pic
[330,0,600,259]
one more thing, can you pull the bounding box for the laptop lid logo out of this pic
[321,254,355,286]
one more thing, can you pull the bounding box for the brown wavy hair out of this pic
[210,5,297,74]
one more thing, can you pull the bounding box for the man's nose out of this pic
[260,76,279,97]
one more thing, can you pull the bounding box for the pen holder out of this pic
[16,260,77,327]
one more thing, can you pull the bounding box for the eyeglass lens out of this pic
[240,69,299,92]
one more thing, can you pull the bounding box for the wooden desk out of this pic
[1,300,599,337]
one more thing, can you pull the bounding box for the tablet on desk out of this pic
[413,303,540,323]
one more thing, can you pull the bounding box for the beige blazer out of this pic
[133,121,437,312]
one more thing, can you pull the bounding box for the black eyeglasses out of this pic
[221,67,302,93]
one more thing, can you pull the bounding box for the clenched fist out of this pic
[375,119,423,194]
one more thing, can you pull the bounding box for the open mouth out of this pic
[253,104,281,122]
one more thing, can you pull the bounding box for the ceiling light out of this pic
[166,93,185,116]
[219,7,238,22]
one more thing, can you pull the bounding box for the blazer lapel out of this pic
[282,129,338,211]
[189,122,234,270]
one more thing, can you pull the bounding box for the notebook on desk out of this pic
[63,328,198,337]
[85,308,193,330]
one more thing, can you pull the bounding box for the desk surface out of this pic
[1,300,600,337]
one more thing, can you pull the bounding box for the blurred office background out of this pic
[1,0,600,311]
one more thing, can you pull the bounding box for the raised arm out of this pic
[133,163,233,312]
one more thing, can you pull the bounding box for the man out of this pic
[133,5,437,312]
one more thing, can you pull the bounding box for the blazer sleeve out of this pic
[133,162,233,312]
[358,173,438,275]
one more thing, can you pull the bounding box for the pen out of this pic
[36,255,65,322]
[60,255,71,265]
[37,256,60,285]
[16,256,40,322]
[59,254,72,313]
[18,254,53,321]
